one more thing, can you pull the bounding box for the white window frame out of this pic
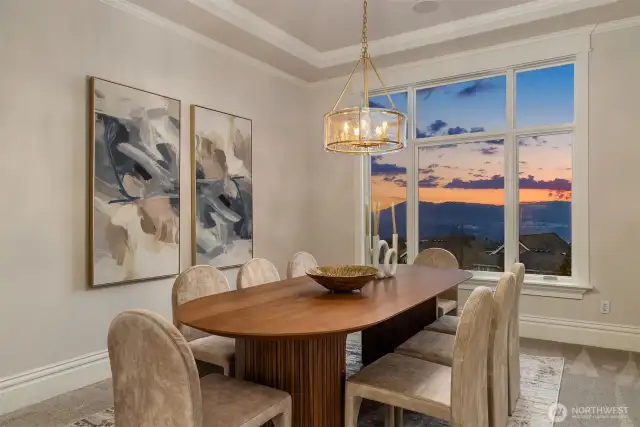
[361,53,591,299]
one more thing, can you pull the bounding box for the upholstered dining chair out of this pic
[413,248,459,317]
[345,286,494,427]
[508,263,525,414]
[172,265,235,376]
[286,251,318,279]
[395,272,516,427]
[424,263,525,415]
[237,258,280,289]
[108,309,292,427]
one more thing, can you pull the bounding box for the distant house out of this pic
[485,233,570,275]
[408,232,570,276]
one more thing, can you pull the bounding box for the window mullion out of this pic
[407,86,418,264]
[504,69,519,270]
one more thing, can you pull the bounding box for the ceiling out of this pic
[123,0,640,82]
[233,0,533,52]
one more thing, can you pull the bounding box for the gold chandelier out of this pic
[324,0,407,154]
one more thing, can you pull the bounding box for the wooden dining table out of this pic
[176,264,472,427]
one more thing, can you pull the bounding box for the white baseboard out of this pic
[0,351,111,416]
[520,314,640,353]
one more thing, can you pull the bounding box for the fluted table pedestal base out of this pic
[236,334,347,427]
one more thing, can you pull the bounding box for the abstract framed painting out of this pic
[89,77,180,287]
[190,105,253,268]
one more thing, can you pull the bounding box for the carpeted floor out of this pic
[1,337,639,427]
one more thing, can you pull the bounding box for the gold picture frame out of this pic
[89,77,181,287]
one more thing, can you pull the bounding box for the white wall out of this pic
[305,24,640,346]
[0,0,308,388]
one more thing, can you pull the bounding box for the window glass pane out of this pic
[369,92,408,263]
[416,76,506,138]
[518,134,572,276]
[370,151,407,263]
[417,140,505,271]
[516,64,574,128]
[369,92,408,115]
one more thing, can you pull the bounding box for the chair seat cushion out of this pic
[437,298,458,317]
[189,335,235,367]
[395,330,455,367]
[200,373,291,427]
[424,315,459,335]
[347,353,452,422]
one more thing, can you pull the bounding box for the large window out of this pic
[367,62,580,283]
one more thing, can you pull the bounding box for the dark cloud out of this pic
[470,127,486,133]
[418,175,441,188]
[484,161,491,164]
[445,175,504,189]
[486,139,504,145]
[418,87,437,101]
[371,161,406,176]
[393,178,408,187]
[447,126,468,135]
[520,175,571,191]
[479,146,499,155]
[520,161,527,164]
[419,167,435,174]
[428,119,448,134]
[457,79,496,97]
[443,174,572,191]
[438,144,458,149]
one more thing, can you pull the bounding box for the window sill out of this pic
[460,273,592,300]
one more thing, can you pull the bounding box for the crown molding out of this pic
[319,0,618,67]
[99,0,308,86]
[191,0,620,69]
[309,24,594,89]
[186,0,322,67]
[592,14,640,33]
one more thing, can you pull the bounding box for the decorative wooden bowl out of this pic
[306,265,378,293]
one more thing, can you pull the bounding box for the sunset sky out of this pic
[370,64,574,209]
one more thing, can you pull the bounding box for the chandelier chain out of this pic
[361,0,368,58]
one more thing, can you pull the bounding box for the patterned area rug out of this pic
[67,333,564,427]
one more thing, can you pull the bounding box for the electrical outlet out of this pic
[600,300,610,314]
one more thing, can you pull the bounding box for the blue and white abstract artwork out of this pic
[191,106,252,268]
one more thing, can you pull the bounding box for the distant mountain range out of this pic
[376,201,571,243]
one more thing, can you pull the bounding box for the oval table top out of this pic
[176,264,472,339]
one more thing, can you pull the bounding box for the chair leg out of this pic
[384,405,396,427]
[395,407,404,426]
[345,394,363,427]
[272,408,292,427]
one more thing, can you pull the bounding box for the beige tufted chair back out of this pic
[286,252,318,279]
[489,272,517,427]
[414,248,460,313]
[450,286,494,427]
[237,258,280,289]
[172,265,230,342]
[508,262,525,412]
[413,248,459,268]
[108,309,202,427]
